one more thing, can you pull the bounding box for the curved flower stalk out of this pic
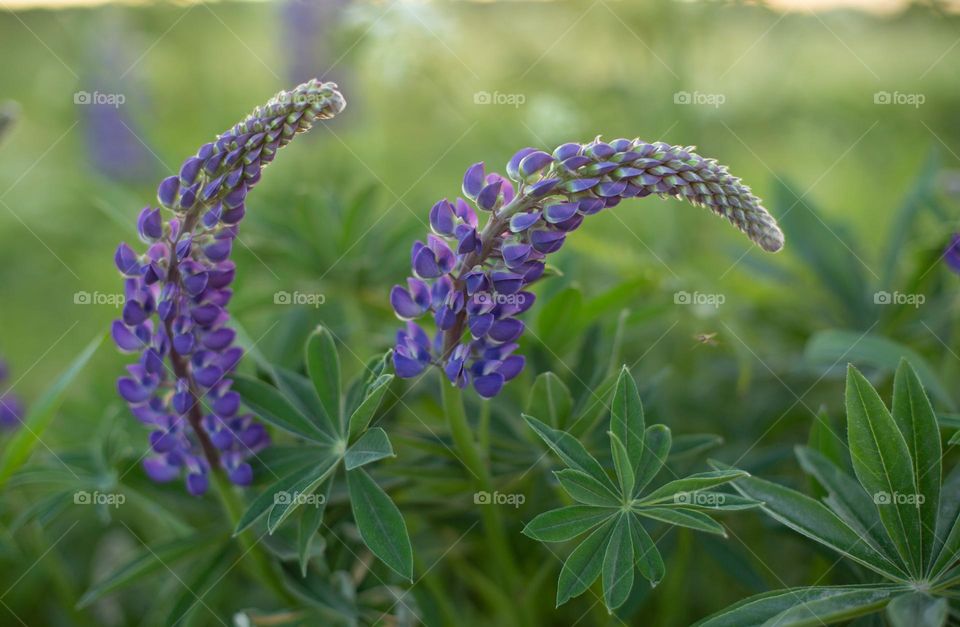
[0,360,24,430]
[112,79,346,495]
[391,137,784,398]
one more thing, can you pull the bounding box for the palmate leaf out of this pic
[610,367,644,477]
[639,470,748,505]
[634,425,671,494]
[306,326,342,433]
[629,515,665,586]
[232,374,332,443]
[522,506,614,543]
[273,366,338,438]
[235,457,333,534]
[846,365,922,576]
[556,517,616,607]
[602,514,634,610]
[347,374,394,440]
[297,480,331,577]
[267,455,339,533]
[346,468,413,581]
[344,428,395,470]
[555,469,620,507]
[523,414,612,487]
[693,584,906,627]
[635,507,727,536]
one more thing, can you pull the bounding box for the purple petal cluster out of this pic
[945,234,960,275]
[391,137,783,398]
[0,360,24,430]
[112,80,346,495]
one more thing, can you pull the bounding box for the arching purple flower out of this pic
[390,137,784,398]
[112,79,346,494]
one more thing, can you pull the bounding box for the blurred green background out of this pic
[2,0,960,625]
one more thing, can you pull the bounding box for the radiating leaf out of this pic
[344,428,395,470]
[232,375,331,442]
[609,431,635,499]
[523,506,614,543]
[610,366,644,474]
[640,470,748,505]
[556,469,620,507]
[635,507,726,536]
[526,372,573,429]
[298,480,331,577]
[273,367,337,438]
[235,458,332,534]
[307,327,342,432]
[602,513,634,610]
[556,517,615,607]
[0,333,103,486]
[523,414,612,488]
[347,468,413,580]
[846,364,922,576]
[267,455,339,533]
[628,515,664,586]
[891,360,941,571]
[635,425,671,494]
[348,374,394,440]
[885,592,947,627]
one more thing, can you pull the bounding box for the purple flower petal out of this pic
[510,210,542,233]
[518,151,554,178]
[157,176,180,208]
[543,202,579,224]
[429,199,456,236]
[112,321,143,352]
[462,162,485,199]
[114,243,140,276]
[476,180,502,212]
[506,147,536,181]
[137,207,163,241]
[474,373,505,398]
[489,318,525,343]
[391,284,425,320]
[143,456,179,482]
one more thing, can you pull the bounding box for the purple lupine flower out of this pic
[390,137,784,398]
[112,79,346,495]
[0,360,24,430]
[945,234,960,275]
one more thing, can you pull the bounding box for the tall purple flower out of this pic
[0,360,24,430]
[391,138,784,398]
[113,79,346,495]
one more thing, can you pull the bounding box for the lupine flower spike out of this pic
[391,138,784,398]
[112,80,346,495]
[0,360,24,430]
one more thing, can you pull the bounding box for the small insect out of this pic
[693,332,719,347]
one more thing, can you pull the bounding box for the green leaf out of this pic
[523,414,612,488]
[722,470,908,579]
[635,507,726,536]
[77,531,222,608]
[891,360,941,572]
[640,470,748,505]
[795,446,899,561]
[267,455,339,533]
[885,592,947,627]
[928,463,960,577]
[297,480,331,577]
[610,366,644,475]
[667,433,722,461]
[609,431,635,499]
[273,367,337,438]
[602,514,634,611]
[660,493,761,512]
[232,374,330,442]
[307,327,342,432]
[523,506,614,542]
[634,425,671,494]
[344,428,395,470]
[555,469,620,507]
[556,517,616,607]
[0,333,103,486]
[347,468,413,580]
[846,364,922,576]
[628,515,665,586]
[347,374,394,440]
[344,350,392,419]
[526,372,573,429]
[235,458,332,534]
[694,585,905,627]
[805,331,955,410]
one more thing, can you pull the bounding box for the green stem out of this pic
[440,383,519,588]
[211,471,296,605]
